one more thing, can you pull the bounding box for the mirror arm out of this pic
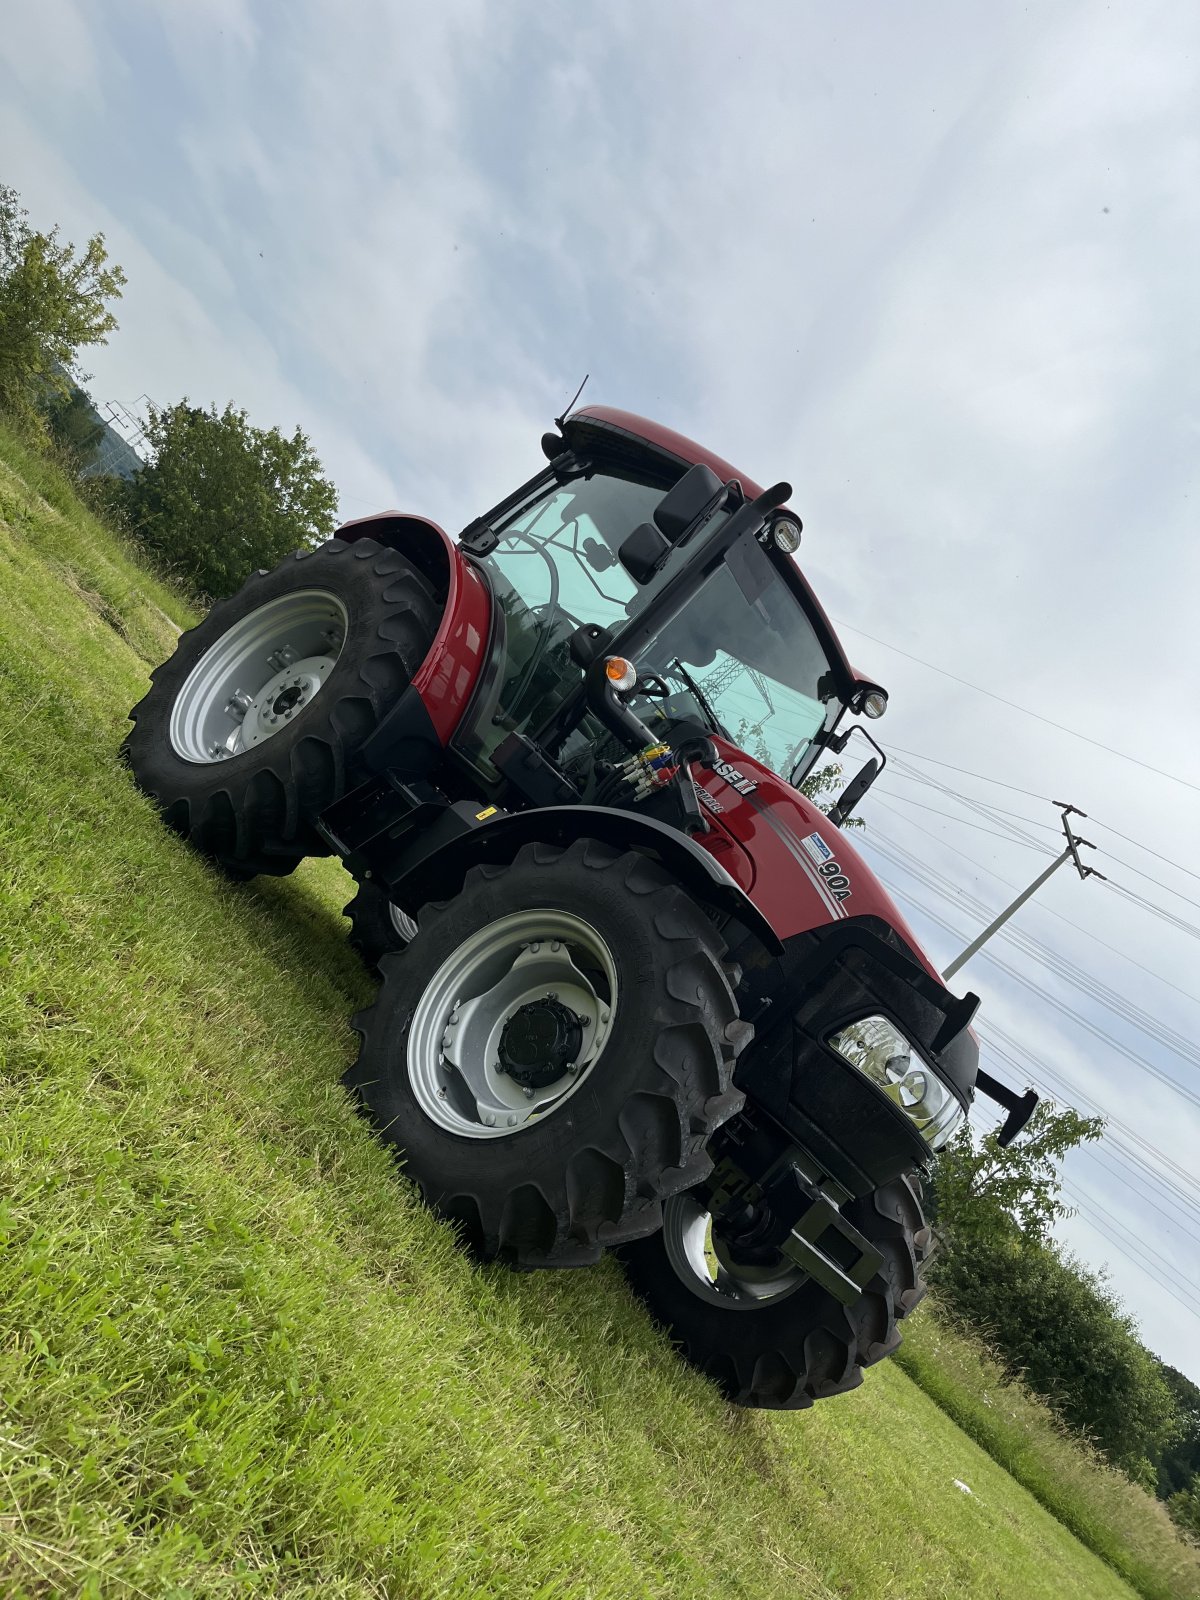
[826,726,888,828]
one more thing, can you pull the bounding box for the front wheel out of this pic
[618,1173,930,1408]
[344,838,751,1267]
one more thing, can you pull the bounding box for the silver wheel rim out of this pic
[662,1193,807,1310]
[169,589,347,763]
[388,902,418,943]
[408,908,618,1139]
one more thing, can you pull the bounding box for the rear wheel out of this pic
[123,538,439,876]
[618,1173,930,1407]
[345,838,751,1267]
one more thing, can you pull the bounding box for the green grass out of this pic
[895,1305,1199,1599]
[1,422,1197,1599]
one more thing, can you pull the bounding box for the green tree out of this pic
[41,383,105,467]
[798,759,865,827]
[1169,1481,1200,1541]
[930,1100,1104,1245]
[123,401,338,599]
[934,1229,1180,1484]
[0,183,125,431]
[927,1101,1182,1483]
[1158,1365,1200,1500]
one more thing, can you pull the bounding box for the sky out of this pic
[3,1,1198,1377]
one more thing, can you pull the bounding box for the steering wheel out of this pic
[505,597,585,718]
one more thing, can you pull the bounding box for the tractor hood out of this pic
[693,736,942,980]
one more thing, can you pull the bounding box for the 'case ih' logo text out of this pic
[713,760,758,797]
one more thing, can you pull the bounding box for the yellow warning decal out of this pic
[475,806,498,820]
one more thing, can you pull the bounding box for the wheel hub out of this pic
[662,1193,807,1310]
[498,996,585,1088]
[168,590,347,765]
[406,910,618,1140]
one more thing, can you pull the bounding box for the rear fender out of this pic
[391,804,783,960]
[336,511,493,750]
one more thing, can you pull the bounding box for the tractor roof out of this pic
[562,406,883,702]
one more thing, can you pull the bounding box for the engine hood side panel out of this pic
[696,741,942,979]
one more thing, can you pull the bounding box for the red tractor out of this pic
[125,406,1034,1409]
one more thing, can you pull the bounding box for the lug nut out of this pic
[522,1086,534,1099]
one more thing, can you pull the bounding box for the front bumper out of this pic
[730,917,979,1197]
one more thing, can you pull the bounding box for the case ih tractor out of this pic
[125,406,1034,1410]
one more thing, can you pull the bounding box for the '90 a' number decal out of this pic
[818,860,853,902]
[801,831,853,902]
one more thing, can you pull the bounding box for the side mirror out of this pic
[618,522,671,584]
[827,757,879,828]
[619,463,728,583]
[653,463,725,541]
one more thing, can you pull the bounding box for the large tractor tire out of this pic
[345,838,752,1267]
[123,539,439,877]
[344,880,417,971]
[618,1173,930,1408]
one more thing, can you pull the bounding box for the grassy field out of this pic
[2,426,1198,1600]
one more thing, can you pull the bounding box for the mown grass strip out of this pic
[1,428,1194,1599]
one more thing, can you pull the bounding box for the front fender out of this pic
[336,511,493,746]
[392,804,783,959]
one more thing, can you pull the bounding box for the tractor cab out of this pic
[452,408,883,809]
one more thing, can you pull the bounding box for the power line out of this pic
[884,744,1200,890]
[884,767,1061,833]
[1097,860,1200,919]
[1088,814,1200,892]
[876,768,1200,932]
[1077,1144,1200,1242]
[983,1023,1200,1209]
[874,790,1055,850]
[870,832,1200,1094]
[865,857,1200,1113]
[872,803,1200,1014]
[871,829,1200,1065]
[886,757,1053,852]
[1060,1183,1200,1319]
[882,744,1053,803]
[985,1041,1200,1228]
[870,832,1200,1068]
[835,619,1200,796]
[1102,881,1200,944]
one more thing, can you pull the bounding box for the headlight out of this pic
[827,1015,965,1151]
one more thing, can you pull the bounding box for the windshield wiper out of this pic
[665,658,729,739]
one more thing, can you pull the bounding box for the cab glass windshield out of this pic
[460,470,842,782]
[634,549,840,778]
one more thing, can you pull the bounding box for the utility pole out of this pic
[942,803,1104,980]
